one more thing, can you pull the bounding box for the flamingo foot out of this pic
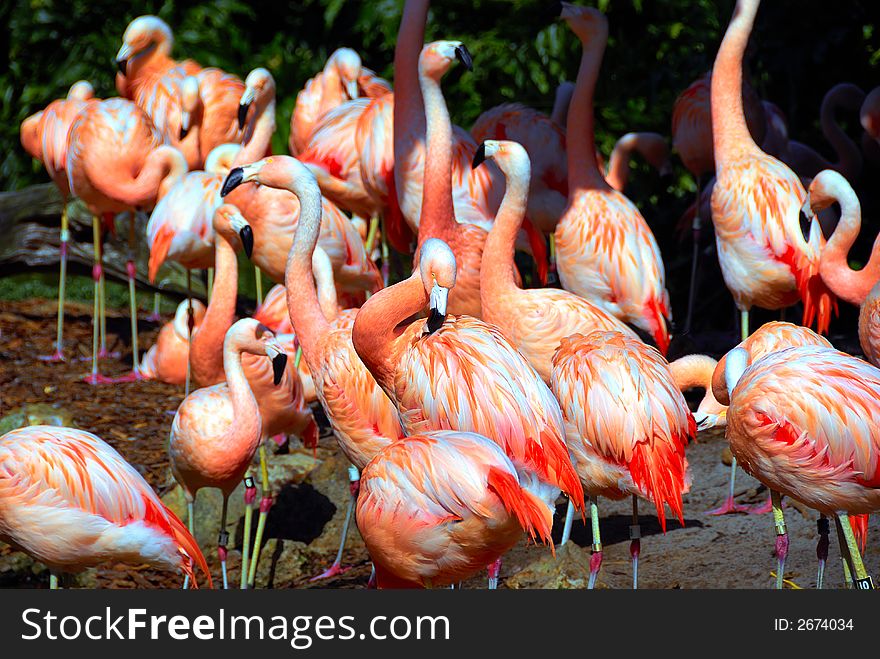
[97,348,121,359]
[487,557,502,590]
[588,550,603,590]
[748,495,774,515]
[82,372,115,385]
[706,496,751,516]
[309,561,353,582]
[111,369,147,383]
[145,312,162,322]
[38,349,66,362]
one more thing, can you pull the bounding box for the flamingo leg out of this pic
[218,494,230,590]
[365,215,380,255]
[183,497,195,590]
[772,490,788,589]
[247,444,272,588]
[240,475,256,589]
[310,465,359,582]
[254,266,263,306]
[184,270,193,397]
[548,234,557,285]
[114,216,144,382]
[560,498,575,545]
[83,216,113,384]
[748,492,774,515]
[367,563,377,589]
[588,496,602,590]
[816,515,830,589]
[207,267,214,302]
[684,175,701,334]
[487,557,502,590]
[41,203,69,362]
[380,227,390,288]
[148,291,162,322]
[835,512,874,589]
[630,495,641,590]
[49,573,59,590]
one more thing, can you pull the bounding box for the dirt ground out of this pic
[0,298,876,589]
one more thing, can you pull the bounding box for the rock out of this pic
[252,539,310,588]
[505,542,592,589]
[0,403,76,434]
[303,448,367,558]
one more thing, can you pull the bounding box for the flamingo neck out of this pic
[482,154,530,297]
[190,231,238,384]
[221,339,262,452]
[236,95,276,167]
[284,168,332,368]
[821,84,864,179]
[820,182,880,305]
[567,33,609,191]
[669,354,716,392]
[94,145,186,209]
[417,68,455,244]
[352,272,425,390]
[711,0,761,164]
[605,133,637,191]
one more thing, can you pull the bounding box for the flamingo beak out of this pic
[238,87,256,130]
[472,142,487,169]
[454,44,473,71]
[179,111,190,140]
[426,283,448,334]
[228,211,253,259]
[800,194,815,220]
[264,339,287,386]
[116,43,132,76]
[345,79,359,100]
[221,168,243,197]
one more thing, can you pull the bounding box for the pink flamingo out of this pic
[220,155,404,581]
[169,317,289,588]
[554,4,671,354]
[861,87,880,145]
[474,138,639,383]
[289,47,390,155]
[0,425,211,588]
[66,98,188,384]
[352,237,584,586]
[20,81,98,362]
[669,354,727,430]
[551,331,694,588]
[722,344,880,588]
[805,169,880,367]
[357,431,553,588]
[140,298,206,385]
[116,15,244,169]
[605,132,671,193]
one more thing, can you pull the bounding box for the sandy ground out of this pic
[0,298,876,589]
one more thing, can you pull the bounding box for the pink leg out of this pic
[706,460,750,515]
[748,493,774,515]
[588,551,603,590]
[83,261,114,385]
[816,517,830,589]
[487,557,502,589]
[310,467,360,581]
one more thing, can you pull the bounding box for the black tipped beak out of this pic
[238,103,250,130]
[221,167,244,197]
[239,225,254,259]
[426,308,445,334]
[179,125,189,140]
[454,44,473,71]
[117,59,128,76]
[272,352,287,386]
[472,142,487,170]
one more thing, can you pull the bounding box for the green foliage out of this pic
[2,0,879,200]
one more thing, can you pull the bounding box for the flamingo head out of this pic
[802,169,847,218]
[862,87,880,141]
[212,203,253,259]
[227,318,288,386]
[204,143,241,177]
[239,68,275,130]
[723,347,749,402]
[473,139,531,181]
[332,48,362,100]
[419,40,473,82]
[222,156,313,200]
[560,3,608,44]
[179,76,200,140]
[116,15,173,76]
[67,80,95,101]
[418,238,457,335]
[20,111,43,160]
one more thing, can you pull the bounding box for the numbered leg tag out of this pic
[244,476,255,489]
[218,530,230,547]
[855,576,874,590]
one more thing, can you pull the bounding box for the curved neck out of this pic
[669,354,716,392]
[221,340,262,446]
[191,232,238,382]
[312,247,339,321]
[91,145,185,209]
[284,167,332,365]
[821,183,880,305]
[352,272,425,388]
[567,33,609,191]
[236,95,276,167]
[606,134,635,191]
[821,84,863,178]
[417,67,454,243]
[482,153,530,296]
[711,0,760,163]
[551,83,574,128]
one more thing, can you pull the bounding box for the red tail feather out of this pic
[140,494,213,588]
[627,432,689,532]
[644,297,670,356]
[779,245,838,334]
[148,224,175,283]
[850,514,869,553]
[486,466,553,550]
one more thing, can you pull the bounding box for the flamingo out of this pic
[721,345,880,589]
[668,354,727,430]
[66,97,188,384]
[474,139,640,383]
[605,132,672,193]
[804,170,880,367]
[220,155,404,581]
[357,431,553,588]
[140,298,206,385]
[708,321,832,517]
[169,317,288,589]
[19,81,97,363]
[554,4,671,354]
[861,86,880,144]
[289,47,390,155]
[116,15,245,169]
[0,425,211,588]
[352,236,584,586]
[550,330,694,589]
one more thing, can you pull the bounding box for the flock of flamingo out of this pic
[5,0,880,590]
